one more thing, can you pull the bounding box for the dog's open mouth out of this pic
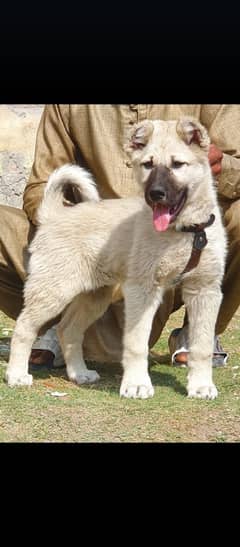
[152,191,187,232]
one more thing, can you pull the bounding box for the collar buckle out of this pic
[193,231,207,251]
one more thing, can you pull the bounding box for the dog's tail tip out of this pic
[37,164,100,223]
[46,164,100,202]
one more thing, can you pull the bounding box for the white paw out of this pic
[69,369,100,385]
[6,371,33,387]
[120,377,154,399]
[188,384,218,400]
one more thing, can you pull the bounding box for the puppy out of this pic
[6,116,226,399]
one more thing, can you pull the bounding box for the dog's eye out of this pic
[142,160,154,169]
[171,160,186,169]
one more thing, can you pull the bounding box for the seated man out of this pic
[1,105,240,369]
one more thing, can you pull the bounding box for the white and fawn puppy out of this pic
[6,117,226,399]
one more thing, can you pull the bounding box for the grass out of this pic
[0,308,240,442]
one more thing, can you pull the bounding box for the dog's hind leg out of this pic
[5,286,72,387]
[57,287,113,385]
[120,284,163,399]
[6,310,37,386]
[6,306,63,387]
[182,282,223,400]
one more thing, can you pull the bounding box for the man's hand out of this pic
[208,144,223,177]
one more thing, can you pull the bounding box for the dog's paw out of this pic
[120,376,154,399]
[5,371,33,387]
[188,384,218,400]
[69,369,100,385]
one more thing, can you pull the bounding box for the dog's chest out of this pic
[154,233,193,287]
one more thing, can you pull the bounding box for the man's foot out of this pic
[29,326,65,370]
[168,327,189,367]
[29,349,55,370]
[150,327,228,368]
[168,327,228,368]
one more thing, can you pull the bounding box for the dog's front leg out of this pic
[182,283,222,400]
[120,284,163,399]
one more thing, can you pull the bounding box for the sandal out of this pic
[168,326,228,368]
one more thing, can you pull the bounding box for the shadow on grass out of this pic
[97,356,187,396]
[31,358,187,397]
[150,368,187,396]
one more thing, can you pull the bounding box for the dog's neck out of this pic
[173,214,215,284]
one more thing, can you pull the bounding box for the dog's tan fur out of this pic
[6,116,227,399]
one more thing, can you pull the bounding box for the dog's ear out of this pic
[177,116,210,151]
[124,120,154,155]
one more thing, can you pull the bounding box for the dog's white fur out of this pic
[6,117,227,399]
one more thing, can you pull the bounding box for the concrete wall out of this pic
[0,105,44,208]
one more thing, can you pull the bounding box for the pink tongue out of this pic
[153,205,171,232]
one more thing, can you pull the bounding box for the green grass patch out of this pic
[0,309,240,442]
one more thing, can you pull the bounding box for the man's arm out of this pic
[23,105,77,224]
[201,105,240,200]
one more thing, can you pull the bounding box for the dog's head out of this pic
[125,116,212,232]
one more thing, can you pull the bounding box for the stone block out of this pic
[0,104,44,208]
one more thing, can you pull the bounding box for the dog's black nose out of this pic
[149,188,166,202]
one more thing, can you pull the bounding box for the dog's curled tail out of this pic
[37,164,100,223]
